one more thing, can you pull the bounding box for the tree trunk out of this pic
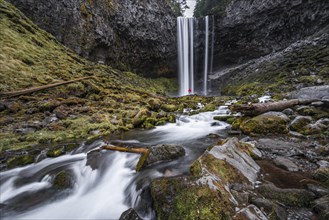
[88,145,151,171]
[230,99,318,116]
[98,145,150,154]
[0,76,93,98]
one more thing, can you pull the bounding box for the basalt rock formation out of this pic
[6,0,177,76]
[195,0,329,68]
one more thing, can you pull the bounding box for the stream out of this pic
[0,106,231,220]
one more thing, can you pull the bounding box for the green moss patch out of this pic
[150,177,233,220]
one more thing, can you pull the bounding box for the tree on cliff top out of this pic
[167,0,188,16]
[194,0,231,17]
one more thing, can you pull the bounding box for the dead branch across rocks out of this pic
[230,99,319,116]
[96,145,150,154]
[88,145,151,171]
[0,76,93,98]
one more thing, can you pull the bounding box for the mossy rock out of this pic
[133,108,151,127]
[257,183,316,207]
[53,170,74,189]
[231,117,249,130]
[213,115,236,124]
[289,116,313,133]
[240,113,289,136]
[150,177,233,220]
[202,103,216,112]
[161,104,178,112]
[7,154,34,168]
[167,114,176,123]
[190,160,202,177]
[296,106,328,119]
[46,147,65,157]
[312,168,329,188]
[148,98,162,111]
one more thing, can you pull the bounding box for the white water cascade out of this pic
[203,15,209,96]
[0,104,232,220]
[177,15,215,96]
[177,17,195,96]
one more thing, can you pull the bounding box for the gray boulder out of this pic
[145,144,185,166]
[291,85,329,100]
[119,208,141,220]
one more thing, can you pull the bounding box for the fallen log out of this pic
[88,145,151,171]
[230,99,319,116]
[99,145,149,154]
[0,76,93,98]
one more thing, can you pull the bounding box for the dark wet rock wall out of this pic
[6,0,177,76]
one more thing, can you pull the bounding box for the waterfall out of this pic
[203,16,209,96]
[177,17,195,96]
[177,15,215,96]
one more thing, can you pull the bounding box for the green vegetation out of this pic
[221,38,329,97]
[150,177,233,220]
[240,114,289,136]
[165,0,188,16]
[0,0,179,155]
[194,0,232,17]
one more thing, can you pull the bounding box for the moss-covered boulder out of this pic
[53,170,74,189]
[296,106,329,119]
[240,112,289,136]
[213,115,236,124]
[161,104,178,112]
[136,144,185,171]
[46,147,65,157]
[150,177,233,220]
[7,154,34,168]
[257,183,316,207]
[290,116,329,135]
[150,138,263,220]
[312,168,329,187]
[147,98,162,111]
[146,144,185,166]
[198,138,261,183]
[133,108,151,127]
[289,116,313,132]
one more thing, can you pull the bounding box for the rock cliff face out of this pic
[195,0,329,69]
[7,0,177,76]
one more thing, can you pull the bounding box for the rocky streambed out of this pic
[1,85,328,220]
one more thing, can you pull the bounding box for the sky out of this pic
[184,0,197,17]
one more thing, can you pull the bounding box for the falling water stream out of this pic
[177,15,215,96]
[0,107,231,220]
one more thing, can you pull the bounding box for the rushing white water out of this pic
[177,17,195,96]
[1,105,231,220]
[147,106,230,143]
[203,15,209,95]
[1,152,139,220]
[177,15,215,96]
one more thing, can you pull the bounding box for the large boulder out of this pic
[240,112,289,136]
[119,208,141,220]
[151,138,263,219]
[291,85,329,100]
[150,177,234,220]
[145,144,185,166]
[257,183,316,207]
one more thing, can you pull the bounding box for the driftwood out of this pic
[0,76,93,98]
[88,145,151,171]
[95,145,150,154]
[230,99,319,116]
